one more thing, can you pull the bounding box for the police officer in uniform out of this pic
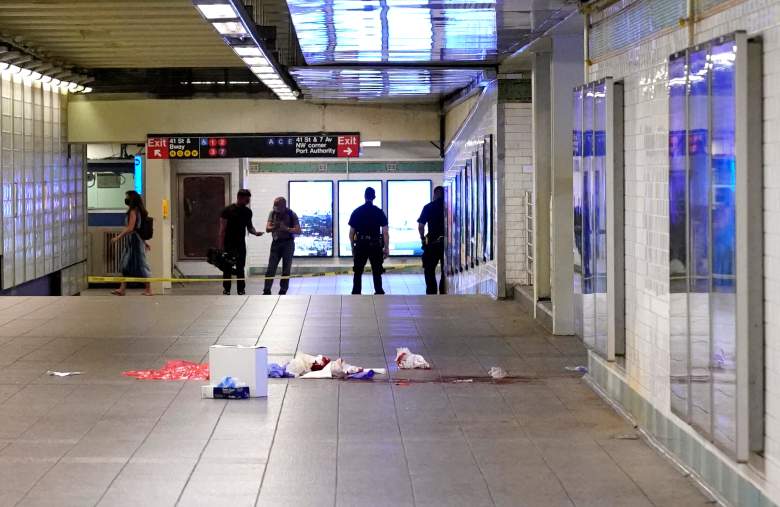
[348,187,389,295]
[218,189,263,295]
[418,186,446,294]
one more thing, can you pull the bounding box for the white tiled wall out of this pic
[588,0,780,501]
[502,103,533,287]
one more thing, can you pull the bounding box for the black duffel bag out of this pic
[207,248,238,275]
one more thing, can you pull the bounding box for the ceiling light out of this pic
[195,3,237,19]
[50,78,60,86]
[278,96,297,100]
[212,21,247,36]
[361,141,382,148]
[8,65,21,74]
[83,87,93,93]
[233,46,264,57]
[243,57,268,66]
[0,62,8,71]
[68,82,80,91]
[40,75,52,83]
[59,81,70,89]
[73,85,85,92]
[253,70,277,77]
[30,71,42,81]
[19,68,32,77]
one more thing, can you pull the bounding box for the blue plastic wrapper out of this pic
[212,386,250,399]
[347,370,375,380]
[217,376,241,388]
[268,363,294,378]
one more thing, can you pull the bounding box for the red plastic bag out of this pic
[123,360,210,381]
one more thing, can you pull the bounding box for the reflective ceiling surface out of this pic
[287,0,497,64]
[290,66,487,100]
[286,0,575,65]
[286,0,576,100]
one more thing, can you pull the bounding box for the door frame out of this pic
[176,173,231,261]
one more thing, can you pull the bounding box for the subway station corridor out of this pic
[0,295,709,506]
[1,0,779,503]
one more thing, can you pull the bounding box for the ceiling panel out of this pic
[0,0,242,68]
[290,66,486,101]
[287,0,498,64]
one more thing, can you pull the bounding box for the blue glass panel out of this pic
[687,48,711,293]
[668,53,690,421]
[687,47,712,437]
[573,87,584,341]
[582,85,594,295]
[709,39,737,455]
[593,81,608,356]
[286,0,497,64]
[669,55,688,286]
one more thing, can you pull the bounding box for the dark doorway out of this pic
[177,174,230,259]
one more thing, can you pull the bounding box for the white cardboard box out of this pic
[208,345,268,398]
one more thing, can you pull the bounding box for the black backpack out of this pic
[138,215,154,240]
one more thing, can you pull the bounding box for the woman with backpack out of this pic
[111,190,152,296]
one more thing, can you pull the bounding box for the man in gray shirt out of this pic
[263,197,301,295]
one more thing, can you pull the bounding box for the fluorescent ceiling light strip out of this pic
[213,21,247,36]
[196,3,237,20]
[232,46,264,57]
[243,57,269,66]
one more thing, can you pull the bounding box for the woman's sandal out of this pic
[111,290,125,296]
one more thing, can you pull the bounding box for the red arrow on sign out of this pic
[147,138,169,159]
[337,135,359,158]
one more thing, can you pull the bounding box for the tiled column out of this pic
[144,157,172,293]
[549,34,583,335]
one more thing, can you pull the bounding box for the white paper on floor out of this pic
[47,371,82,377]
[284,352,386,379]
[488,366,507,379]
[395,347,431,369]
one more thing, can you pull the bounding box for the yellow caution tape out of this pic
[88,264,419,284]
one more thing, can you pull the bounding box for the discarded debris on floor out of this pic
[123,360,210,380]
[202,376,250,399]
[209,345,268,397]
[272,352,386,380]
[47,371,82,377]
[395,347,431,369]
[565,365,588,374]
[488,366,507,379]
[267,363,294,378]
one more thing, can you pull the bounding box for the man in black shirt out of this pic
[263,197,301,295]
[418,186,446,294]
[348,187,389,295]
[218,189,263,295]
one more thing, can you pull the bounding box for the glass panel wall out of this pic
[572,80,609,357]
[668,37,740,456]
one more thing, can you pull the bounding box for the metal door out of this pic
[177,174,230,260]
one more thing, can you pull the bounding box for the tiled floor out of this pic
[85,274,429,297]
[0,295,711,507]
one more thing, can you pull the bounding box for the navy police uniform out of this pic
[349,202,388,295]
[418,196,445,294]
